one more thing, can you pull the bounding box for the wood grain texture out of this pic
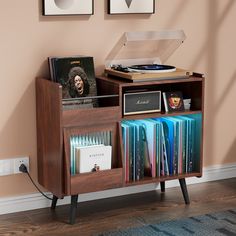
[200,77,205,176]
[104,68,191,81]
[36,78,64,198]
[124,172,202,187]
[0,178,235,235]
[36,76,204,203]
[62,106,120,127]
[96,77,120,108]
[97,75,203,87]
[70,168,123,195]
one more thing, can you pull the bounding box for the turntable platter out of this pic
[128,64,176,73]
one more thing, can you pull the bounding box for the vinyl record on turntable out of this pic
[128,64,176,73]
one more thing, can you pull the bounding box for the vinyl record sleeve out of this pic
[163,91,185,112]
[48,55,98,107]
[75,145,112,173]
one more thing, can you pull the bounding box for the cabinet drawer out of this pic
[70,168,123,195]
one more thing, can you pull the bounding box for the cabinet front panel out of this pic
[70,168,123,195]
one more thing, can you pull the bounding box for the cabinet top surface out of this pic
[96,75,204,87]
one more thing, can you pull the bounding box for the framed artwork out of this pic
[108,0,155,14]
[43,0,94,16]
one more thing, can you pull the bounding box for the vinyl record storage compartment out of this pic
[36,74,204,224]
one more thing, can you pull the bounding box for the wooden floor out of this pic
[0,178,236,236]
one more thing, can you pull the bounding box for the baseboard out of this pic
[0,162,236,215]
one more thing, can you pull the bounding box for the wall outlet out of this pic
[13,157,29,174]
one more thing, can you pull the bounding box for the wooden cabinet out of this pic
[36,74,204,224]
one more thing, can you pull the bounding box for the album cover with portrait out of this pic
[163,91,185,112]
[48,55,98,108]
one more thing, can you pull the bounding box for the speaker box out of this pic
[123,91,161,115]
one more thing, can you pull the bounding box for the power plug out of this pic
[19,164,28,173]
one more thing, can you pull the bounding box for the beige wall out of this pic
[0,0,235,197]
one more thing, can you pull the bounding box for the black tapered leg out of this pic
[160,181,165,193]
[51,195,58,210]
[69,195,78,225]
[179,178,190,204]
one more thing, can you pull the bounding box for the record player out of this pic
[105,30,191,82]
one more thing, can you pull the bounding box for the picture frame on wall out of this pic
[43,0,94,16]
[108,0,155,14]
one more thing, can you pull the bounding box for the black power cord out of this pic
[19,164,53,201]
